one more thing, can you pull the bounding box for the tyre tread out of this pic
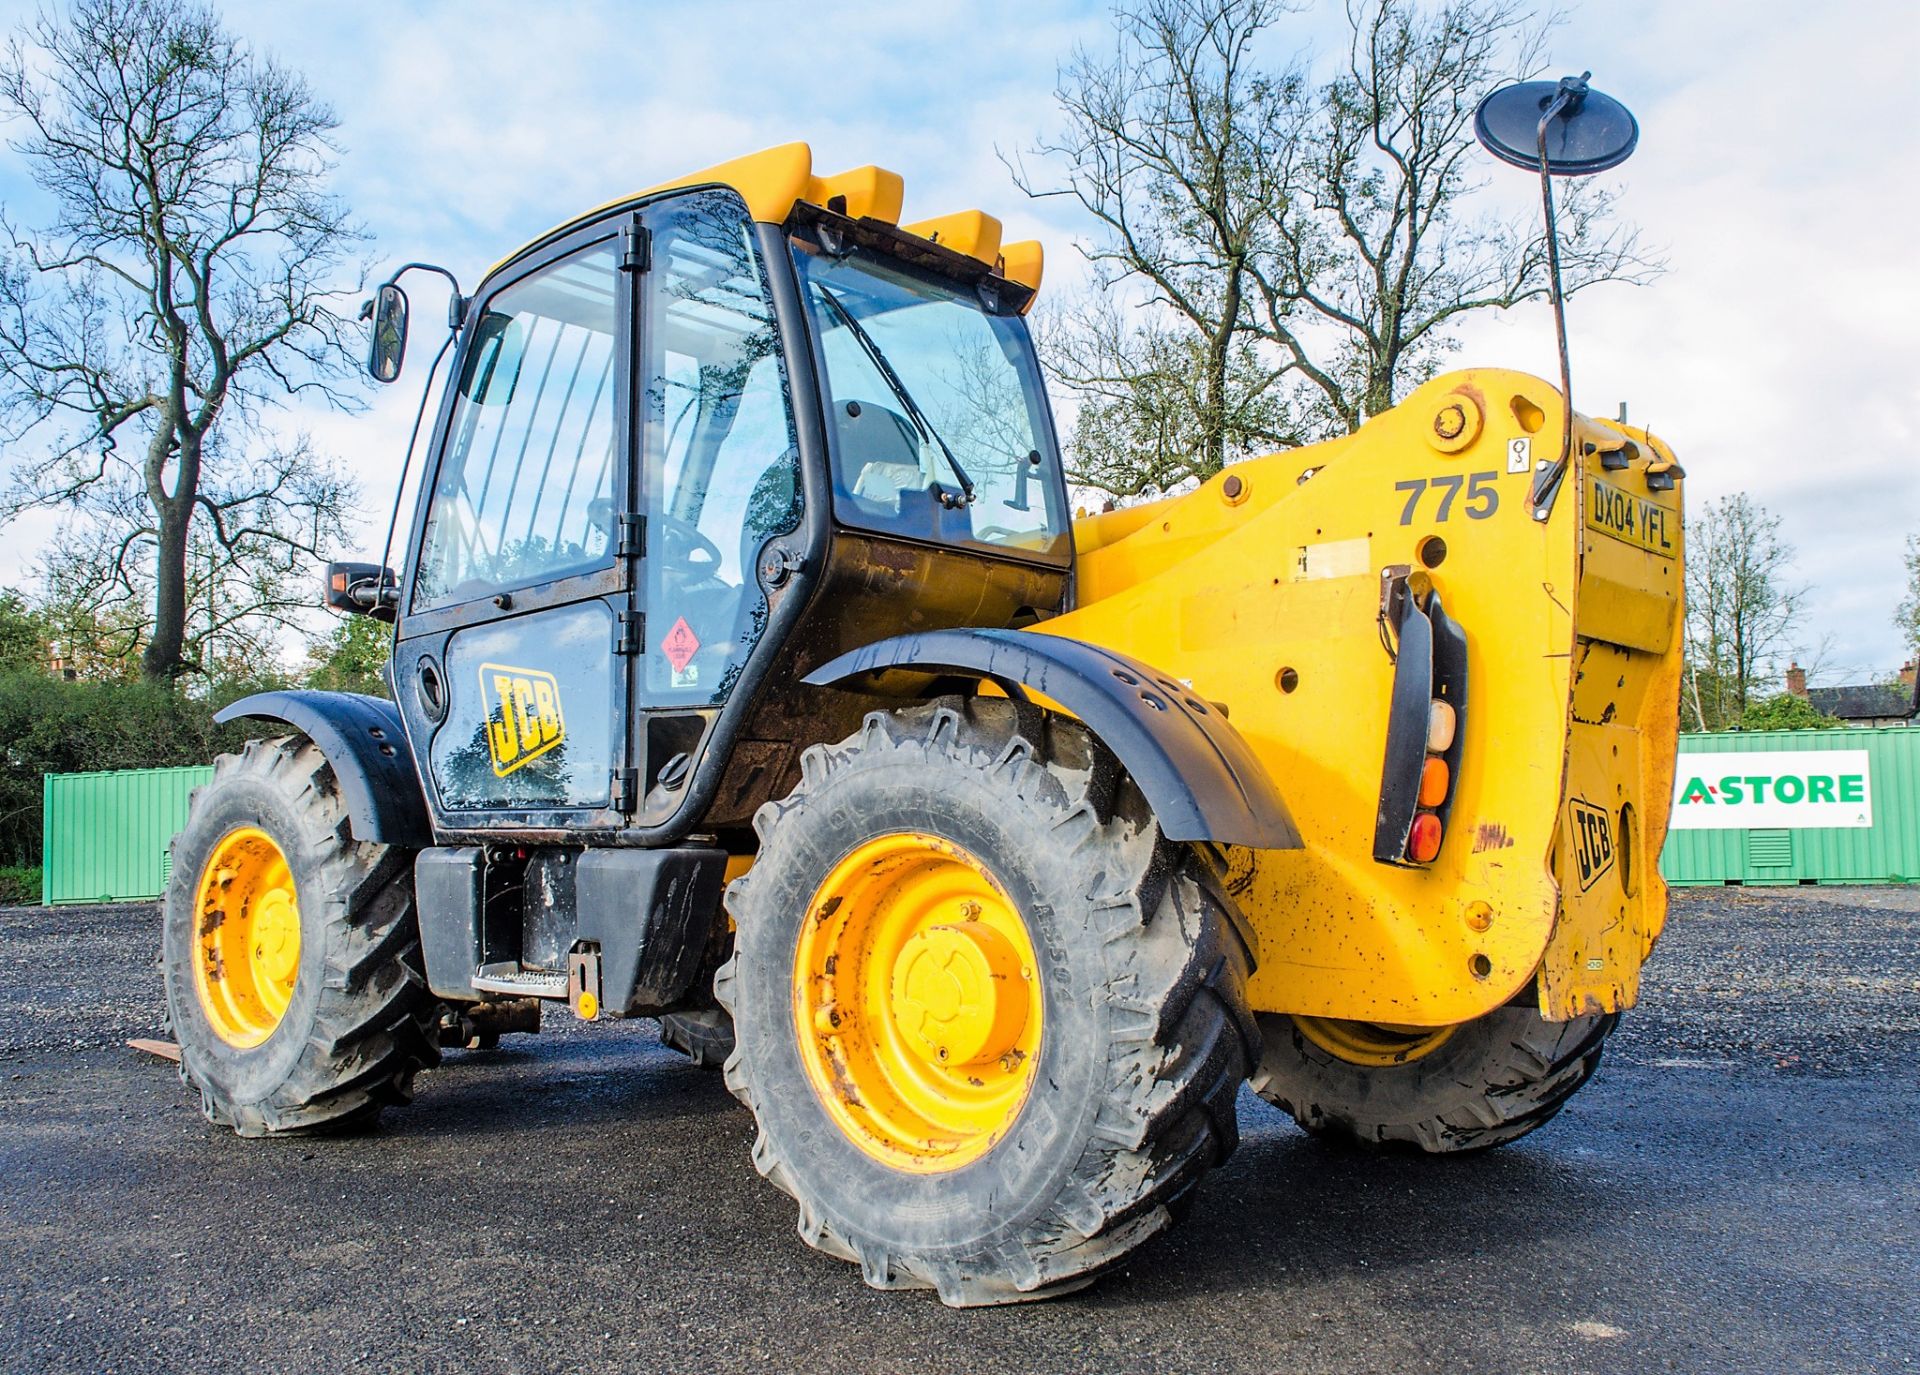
[1252,997,1618,1155]
[716,698,1259,1306]
[168,736,437,1138]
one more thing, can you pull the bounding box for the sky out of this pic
[0,0,1911,685]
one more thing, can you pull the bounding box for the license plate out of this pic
[1585,475,1678,558]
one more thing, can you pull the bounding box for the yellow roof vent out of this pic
[999,240,1043,293]
[812,164,904,224]
[902,210,1002,267]
[489,143,1040,297]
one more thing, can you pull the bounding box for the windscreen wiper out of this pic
[815,285,976,507]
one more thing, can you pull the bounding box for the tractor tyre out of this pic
[716,698,1258,1307]
[658,1008,734,1069]
[162,736,439,1137]
[1250,1002,1617,1154]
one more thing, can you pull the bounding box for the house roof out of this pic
[1807,682,1918,721]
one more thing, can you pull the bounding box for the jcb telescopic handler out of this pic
[165,79,1683,1304]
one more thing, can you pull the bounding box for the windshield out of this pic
[792,241,1066,559]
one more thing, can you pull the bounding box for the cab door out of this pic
[621,190,805,822]
[393,227,638,834]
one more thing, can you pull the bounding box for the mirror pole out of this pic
[1528,75,1585,521]
[377,329,459,611]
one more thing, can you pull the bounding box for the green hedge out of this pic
[0,865,40,904]
[0,673,267,868]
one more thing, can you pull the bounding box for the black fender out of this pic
[214,691,432,848]
[803,628,1300,851]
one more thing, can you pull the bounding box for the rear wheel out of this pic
[1250,1001,1616,1153]
[162,737,438,1137]
[717,699,1258,1306]
[658,1008,734,1069]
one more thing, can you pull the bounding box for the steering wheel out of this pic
[659,515,722,573]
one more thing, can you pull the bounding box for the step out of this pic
[470,964,568,999]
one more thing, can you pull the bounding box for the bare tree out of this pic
[34,431,350,680]
[1017,0,1660,498]
[1035,292,1298,494]
[1013,0,1308,488]
[1897,534,1920,660]
[0,0,362,682]
[1682,494,1804,732]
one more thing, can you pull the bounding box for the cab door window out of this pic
[413,243,620,611]
[640,191,801,704]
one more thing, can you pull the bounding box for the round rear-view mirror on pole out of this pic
[1473,73,1639,176]
[1472,73,1640,521]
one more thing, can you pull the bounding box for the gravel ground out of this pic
[1,885,1915,1374]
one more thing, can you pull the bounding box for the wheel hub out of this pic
[889,921,1028,1068]
[792,831,1043,1173]
[193,827,302,1048]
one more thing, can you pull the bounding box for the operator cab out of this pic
[360,146,1070,846]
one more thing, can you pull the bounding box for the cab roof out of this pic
[487,142,1044,300]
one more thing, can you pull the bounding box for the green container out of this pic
[1659,727,1920,885]
[42,765,213,905]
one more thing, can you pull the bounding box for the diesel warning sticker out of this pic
[662,616,700,688]
[1568,797,1615,891]
[1586,475,1678,558]
[479,663,566,777]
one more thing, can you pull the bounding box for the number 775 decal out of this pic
[1395,471,1501,524]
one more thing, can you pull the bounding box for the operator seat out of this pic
[833,400,924,515]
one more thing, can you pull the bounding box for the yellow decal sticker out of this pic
[1586,475,1678,558]
[479,663,566,777]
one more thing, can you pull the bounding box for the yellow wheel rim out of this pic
[1292,1015,1456,1067]
[792,831,1044,1174]
[192,827,302,1048]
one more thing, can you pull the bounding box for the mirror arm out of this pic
[382,261,468,328]
[1528,79,1581,521]
[377,329,458,612]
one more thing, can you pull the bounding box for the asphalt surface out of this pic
[2,886,1916,1374]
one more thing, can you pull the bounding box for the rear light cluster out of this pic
[1407,701,1458,862]
[1370,573,1468,869]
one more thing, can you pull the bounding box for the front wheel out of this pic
[1250,1001,1617,1153]
[162,737,438,1137]
[717,699,1258,1306]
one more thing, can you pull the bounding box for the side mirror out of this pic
[1473,73,1638,176]
[366,283,410,383]
[325,561,398,622]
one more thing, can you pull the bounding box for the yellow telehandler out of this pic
[164,77,1682,1305]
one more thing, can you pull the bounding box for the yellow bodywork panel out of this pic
[1043,369,1683,1026]
[487,143,1042,297]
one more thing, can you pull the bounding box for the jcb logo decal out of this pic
[479,663,565,777]
[1569,798,1614,891]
